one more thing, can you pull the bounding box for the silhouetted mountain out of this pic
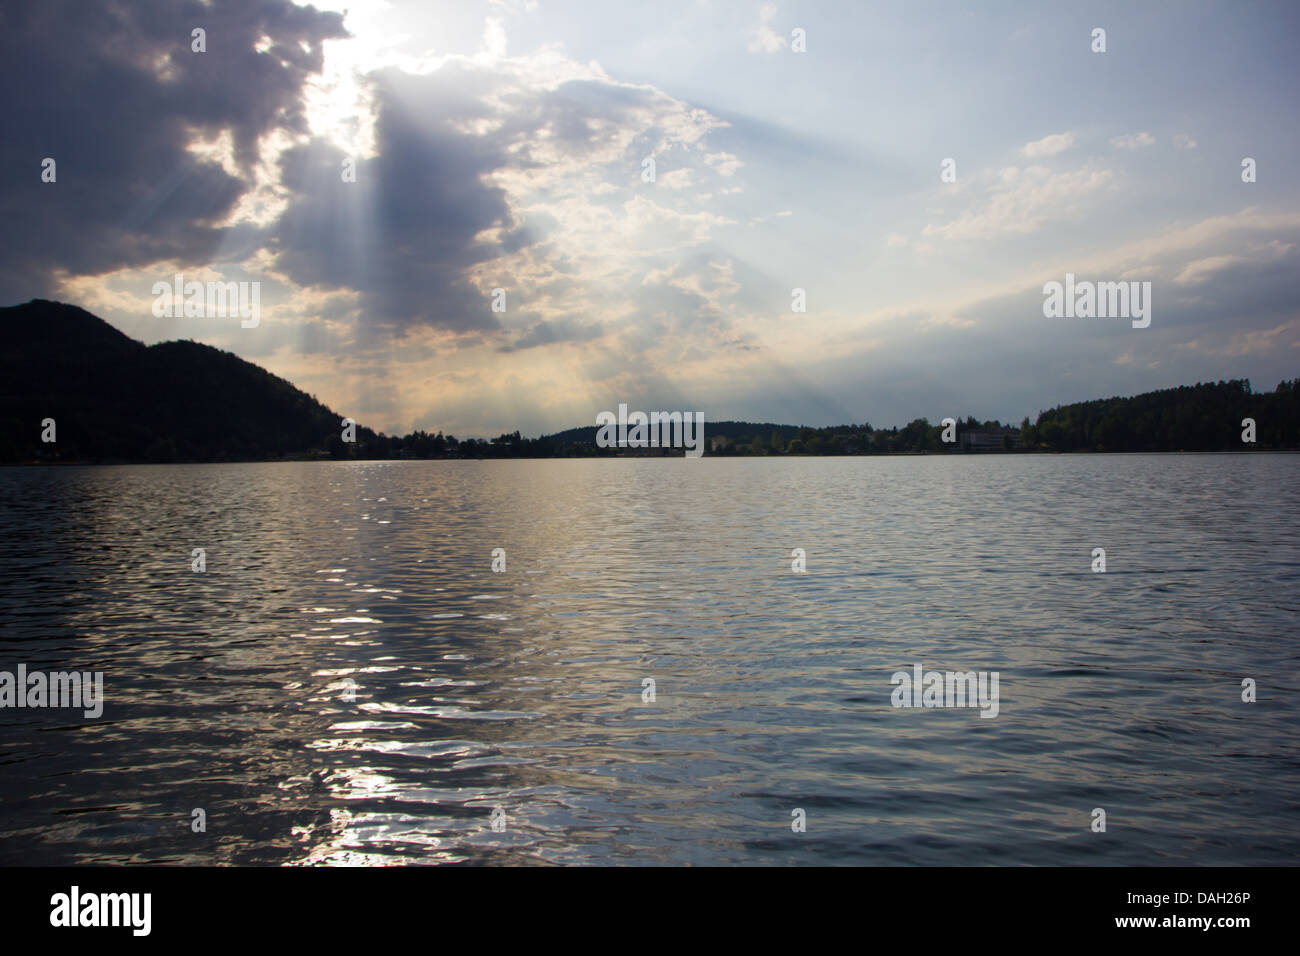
[0,299,374,462]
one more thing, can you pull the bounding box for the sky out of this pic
[3,0,1298,437]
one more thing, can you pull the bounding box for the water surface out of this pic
[0,456,1296,865]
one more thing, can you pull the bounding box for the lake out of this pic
[0,455,1296,865]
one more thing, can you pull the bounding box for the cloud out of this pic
[1110,131,1156,150]
[1173,319,1300,358]
[1022,131,1076,158]
[747,3,785,54]
[922,164,1113,240]
[498,317,601,352]
[704,152,744,176]
[657,168,696,189]
[267,52,737,337]
[1173,255,1249,285]
[482,17,508,58]
[0,0,347,303]
[886,233,933,256]
[1174,133,1198,150]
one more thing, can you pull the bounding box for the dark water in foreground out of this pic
[0,456,1297,865]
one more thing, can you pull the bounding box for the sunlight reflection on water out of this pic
[1,456,1297,865]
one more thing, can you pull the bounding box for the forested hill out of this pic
[0,299,378,462]
[1023,379,1299,452]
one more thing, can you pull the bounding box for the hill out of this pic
[0,299,375,462]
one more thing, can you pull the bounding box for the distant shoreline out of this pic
[8,448,1298,468]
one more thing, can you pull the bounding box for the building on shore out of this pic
[960,427,1022,452]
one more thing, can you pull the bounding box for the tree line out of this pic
[338,379,1298,459]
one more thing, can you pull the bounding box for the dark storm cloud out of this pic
[0,0,346,302]
[267,66,529,336]
[267,65,706,336]
[498,317,601,352]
